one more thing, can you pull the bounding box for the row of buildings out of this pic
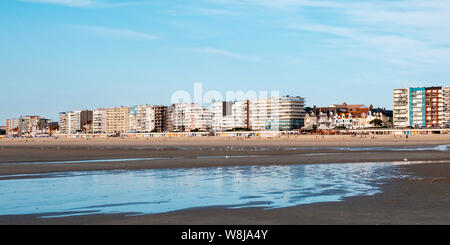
[57,96,306,134]
[393,86,450,128]
[5,116,58,136]
[303,103,393,130]
[4,85,450,136]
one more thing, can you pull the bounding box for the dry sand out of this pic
[0,135,449,224]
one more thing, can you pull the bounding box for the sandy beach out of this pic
[0,134,449,224]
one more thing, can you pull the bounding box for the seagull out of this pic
[225,155,231,159]
[404,158,408,161]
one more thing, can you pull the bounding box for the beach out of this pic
[0,134,449,224]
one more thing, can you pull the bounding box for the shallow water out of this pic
[0,162,409,218]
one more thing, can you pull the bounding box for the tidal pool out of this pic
[0,162,409,218]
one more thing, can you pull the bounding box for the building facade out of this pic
[105,106,130,134]
[211,101,249,131]
[393,86,450,128]
[249,96,305,131]
[92,108,107,133]
[167,103,212,132]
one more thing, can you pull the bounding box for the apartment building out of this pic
[59,110,93,134]
[6,118,19,135]
[106,106,130,133]
[92,108,107,133]
[128,105,152,133]
[393,86,450,128]
[444,86,450,127]
[211,101,249,131]
[153,105,167,132]
[167,103,212,132]
[249,96,305,131]
[59,112,67,134]
[393,88,409,128]
[6,116,55,135]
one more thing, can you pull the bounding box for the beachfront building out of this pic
[393,86,450,128]
[249,96,305,131]
[444,86,450,127]
[6,116,56,136]
[128,105,153,133]
[393,88,409,128]
[59,110,93,134]
[167,103,212,132]
[92,108,107,133]
[105,106,130,134]
[59,113,67,134]
[5,118,19,135]
[367,107,393,128]
[303,107,338,130]
[153,105,168,132]
[211,101,249,131]
[126,105,167,133]
[303,103,392,130]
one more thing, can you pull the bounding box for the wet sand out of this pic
[0,135,449,224]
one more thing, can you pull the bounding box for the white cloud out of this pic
[78,25,160,40]
[195,47,261,62]
[17,0,151,8]
[18,0,93,7]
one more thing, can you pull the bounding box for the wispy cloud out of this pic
[18,0,93,7]
[194,47,261,62]
[17,0,152,8]
[78,25,160,40]
[275,0,450,67]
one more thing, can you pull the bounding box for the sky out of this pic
[1,0,450,123]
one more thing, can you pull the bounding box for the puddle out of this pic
[329,144,450,152]
[0,161,416,218]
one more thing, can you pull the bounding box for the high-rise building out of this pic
[59,112,67,134]
[153,105,167,132]
[443,86,450,127]
[6,118,19,135]
[167,103,212,132]
[393,88,409,128]
[393,86,450,128]
[92,108,107,133]
[59,110,93,134]
[106,106,130,133]
[248,96,305,131]
[211,101,249,131]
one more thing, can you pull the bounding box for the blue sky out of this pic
[1,0,449,122]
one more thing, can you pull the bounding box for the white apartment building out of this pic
[128,105,156,133]
[59,111,81,134]
[169,103,212,132]
[67,111,81,134]
[443,86,450,127]
[393,88,409,128]
[249,96,305,131]
[92,108,107,133]
[211,101,249,131]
